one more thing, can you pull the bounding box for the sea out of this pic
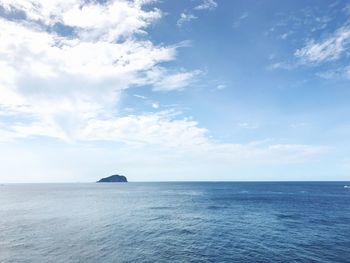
[0,182,349,263]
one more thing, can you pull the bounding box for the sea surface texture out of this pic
[1,182,350,262]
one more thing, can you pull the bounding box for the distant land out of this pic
[97,175,128,183]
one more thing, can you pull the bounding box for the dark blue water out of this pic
[1,182,350,262]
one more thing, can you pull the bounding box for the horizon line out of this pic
[2,180,349,184]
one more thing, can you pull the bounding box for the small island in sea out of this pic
[97,174,128,183]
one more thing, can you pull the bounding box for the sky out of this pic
[0,0,350,182]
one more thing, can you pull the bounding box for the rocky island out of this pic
[97,174,128,183]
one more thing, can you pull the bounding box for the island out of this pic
[97,174,128,183]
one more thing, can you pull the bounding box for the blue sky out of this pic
[0,0,350,182]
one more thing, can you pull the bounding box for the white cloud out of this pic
[133,94,148,100]
[177,12,197,27]
[151,102,159,109]
[0,103,327,167]
[295,26,350,63]
[152,70,202,91]
[269,25,350,71]
[280,31,293,40]
[61,1,162,42]
[216,84,226,90]
[1,0,160,39]
[237,122,258,129]
[317,66,350,80]
[77,111,328,165]
[194,0,218,11]
[80,111,209,148]
[0,0,201,143]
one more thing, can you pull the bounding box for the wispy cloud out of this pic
[152,70,202,91]
[177,0,217,28]
[232,12,249,28]
[194,0,218,11]
[177,12,197,27]
[237,122,258,130]
[317,66,350,80]
[295,26,350,63]
[133,94,148,100]
[280,31,293,40]
[266,61,295,71]
[216,84,226,90]
[78,110,328,164]
[151,102,160,109]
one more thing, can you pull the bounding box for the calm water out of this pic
[0,182,350,262]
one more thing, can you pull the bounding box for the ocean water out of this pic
[1,182,350,263]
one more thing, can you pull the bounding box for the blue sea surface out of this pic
[0,182,350,262]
